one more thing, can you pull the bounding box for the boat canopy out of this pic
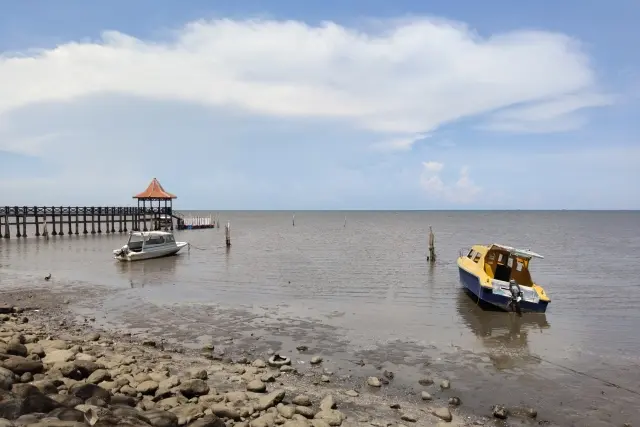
[128,230,174,237]
[488,243,544,260]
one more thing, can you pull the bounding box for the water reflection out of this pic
[456,290,550,369]
[116,256,179,288]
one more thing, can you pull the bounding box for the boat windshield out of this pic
[484,249,534,286]
[146,234,166,245]
[127,234,144,251]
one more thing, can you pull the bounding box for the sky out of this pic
[0,0,638,210]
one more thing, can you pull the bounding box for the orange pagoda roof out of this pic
[133,178,177,199]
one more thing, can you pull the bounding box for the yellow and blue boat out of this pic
[457,243,551,313]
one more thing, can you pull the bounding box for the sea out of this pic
[1,210,639,426]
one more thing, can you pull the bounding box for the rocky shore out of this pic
[0,288,542,427]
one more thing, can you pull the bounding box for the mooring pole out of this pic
[427,225,436,262]
[225,221,231,247]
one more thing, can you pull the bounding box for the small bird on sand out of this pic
[44,273,51,281]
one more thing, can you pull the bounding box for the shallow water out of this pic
[1,210,639,425]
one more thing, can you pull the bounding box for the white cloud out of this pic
[0,17,610,157]
[420,162,481,204]
[370,133,430,152]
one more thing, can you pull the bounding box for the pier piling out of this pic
[225,221,231,247]
[427,225,436,262]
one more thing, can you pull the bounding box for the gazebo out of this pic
[133,178,177,231]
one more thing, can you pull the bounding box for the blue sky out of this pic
[0,0,638,209]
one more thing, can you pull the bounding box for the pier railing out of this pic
[0,206,176,238]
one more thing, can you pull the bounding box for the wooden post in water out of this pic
[75,207,79,235]
[51,206,57,236]
[427,225,436,262]
[3,209,9,238]
[34,206,40,237]
[225,221,231,247]
[67,207,72,235]
[292,213,295,227]
[58,206,64,236]
[22,206,27,238]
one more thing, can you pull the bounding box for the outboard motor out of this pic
[508,279,523,315]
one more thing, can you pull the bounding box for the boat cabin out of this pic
[466,243,543,286]
[126,231,176,253]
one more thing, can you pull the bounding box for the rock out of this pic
[366,377,381,387]
[276,404,295,419]
[283,420,309,427]
[47,393,84,408]
[279,366,294,373]
[314,410,343,426]
[257,390,285,411]
[189,369,208,381]
[252,359,267,368]
[0,305,12,314]
[294,407,315,419]
[295,346,308,352]
[137,381,160,395]
[5,340,27,358]
[69,383,111,403]
[25,344,45,358]
[344,390,358,397]
[448,397,461,406]
[87,333,101,341]
[210,404,241,421]
[310,357,323,365]
[225,391,247,403]
[319,396,335,412]
[43,350,76,365]
[169,403,204,425]
[47,407,85,422]
[0,419,13,427]
[382,370,394,380]
[260,373,276,383]
[418,378,433,386]
[420,391,432,401]
[246,380,266,393]
[440,380,450,390]
[0,367,14,390]
[158,376,180,391]
[179,380,209,398]
[142,408,179,427]
[1,356,43,375]
[250,413,275,427]
[400,413,417,423]
[432,408,452,422]
[291,395,311,407]
[491,405,508,420]
[320,376,330,383]
[186,414,226,427]
[86,369,110,385]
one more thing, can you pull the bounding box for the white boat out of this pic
[113,231,188,262]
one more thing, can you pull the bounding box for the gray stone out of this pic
[400,413,417,423]
[344,390,358,397]
[276,404,295,419]
[246,380,266,393]
[43,350,76,365]
[144,408,179,427]
[179,379,209,398]
[291,395,311,407]
[313,410,343,426]
[251,359,267,368]
[420,391,432,401]
[250,413,275,427]
[319,395,335,412]
[0,367,14,390]
[491,405,508,420]
[6,340,27,358]
[366,377,381,387]
[137,380,160,395]
[1,356,43,375]
[211,404,241,421]
[186,414,226,427]
[257,390,285,411]
[418,378,433,386]
[294,407,315,419]
[310,357,323,365]
[87,369,110,385]
[440,380,450,390]
[432,408,452,422]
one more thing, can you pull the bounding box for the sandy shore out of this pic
[0,285,552,427]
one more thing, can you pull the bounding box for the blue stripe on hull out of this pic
[458,266,548,313]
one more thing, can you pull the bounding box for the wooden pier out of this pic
[0,206,175,238]
[0,178,215,239]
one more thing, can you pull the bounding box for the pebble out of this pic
[433,407,452,422]
[367,377,381,387]
[320,375,330,383]
[400,413,417,423]
[420,391,432,401]
[310,356,323,365]
[418,378,433,386]
[440,379,451,390]
[448,397,461,406]
[344,390,359,397]
[492,404,508,419]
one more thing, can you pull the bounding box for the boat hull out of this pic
[458,266,549,313]
[115,242,188,262]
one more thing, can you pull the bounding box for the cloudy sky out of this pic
[0,0,638,209]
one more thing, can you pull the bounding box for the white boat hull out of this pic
[114,242,188,262]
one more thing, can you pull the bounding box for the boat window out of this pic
[498,254,504,263]
[516,260,524,272]
[165,235,174,243]
[473,252,482,263]
[487,252,495,261]
[507,257,514,268]
[146,235,165,245]
[467,250,475,259]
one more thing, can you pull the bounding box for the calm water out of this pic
[1,211,640,425]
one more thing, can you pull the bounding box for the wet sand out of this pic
[1,279,638,427]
